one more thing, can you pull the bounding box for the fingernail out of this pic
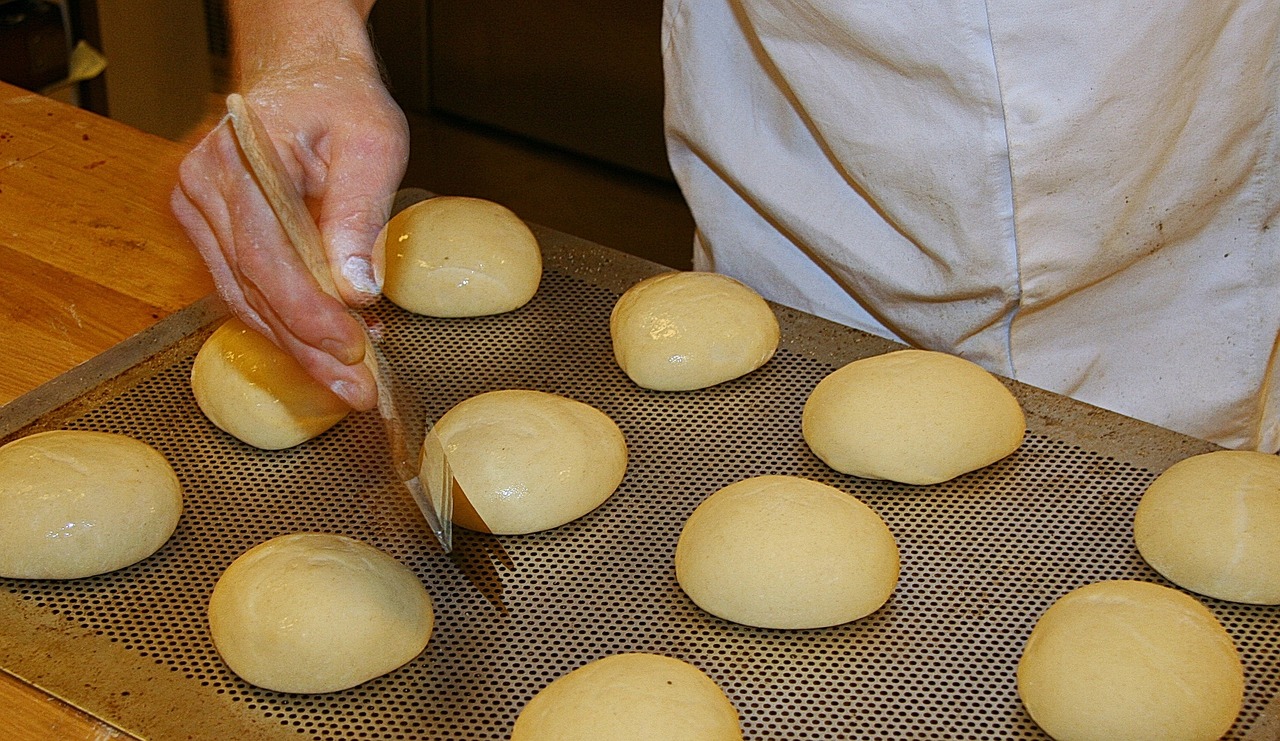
[343,255,381,295]
[321,337,364,366]
[329,379,360,407]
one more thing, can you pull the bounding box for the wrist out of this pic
[227,0,380,90]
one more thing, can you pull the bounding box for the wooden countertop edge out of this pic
[1,80,210,740]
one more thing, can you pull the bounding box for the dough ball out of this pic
[191,318,349,450]
[380,196,542,317]
[609,271,780,391]
[1134,450,1280,604]
[208,533,434,694]
[675,475,898,629]
[0,430,182,579]
[511,653,742,741]
[802,349,1025,485]
[420,390,627,534]
[1017,580,1243,741]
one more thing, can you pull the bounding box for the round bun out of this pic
[208,533,434,694]
[802,349,1025,485]
[1017,580,1243,741]
[380,196,542,317]
[1135,450,1280,604]
[191,318,349,450]
[511,653,742,741]
[609,271,780,390]
[675,475,898,629]
[421,390,627,534]
[0,430,182,579]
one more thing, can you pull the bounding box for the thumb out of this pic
[317,128,409,307]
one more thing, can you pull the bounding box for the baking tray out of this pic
[1,209,1276,740]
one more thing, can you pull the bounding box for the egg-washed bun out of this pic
[380,196,542,317]
[191,318,350,450]
[511,653,742,741]
[802,349,1025,485]
[1134,450,1280,604]
[0,430,182,579]
[208,533,434,694]
[609,271,780,391]
[675,475,898,629]
[421,390,627,535]
[1017,580,1243,741]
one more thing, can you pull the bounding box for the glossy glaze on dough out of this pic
[191,318,350,450]
[380,196,542,317]
[609,271,780,391]
[422,390,627,534]
[0,430,182,579]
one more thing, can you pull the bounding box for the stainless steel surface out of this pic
[1,220,1276,739]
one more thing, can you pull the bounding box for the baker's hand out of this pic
[172,35,407,412]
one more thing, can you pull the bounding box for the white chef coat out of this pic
[662,0,1280,451]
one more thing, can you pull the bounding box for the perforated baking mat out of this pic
[2,220,1277,740]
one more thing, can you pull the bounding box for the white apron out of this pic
[662,0,1280,451]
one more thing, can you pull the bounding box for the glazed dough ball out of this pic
[609,271,780,391]
[420,390,627,534]
[675,475,898,629]
[1017,580,1243,741]
[380,196,542,317]
[802,349,1025,485]
[0,430,182,579]
[1134,450,1280,604]
[511,653,742,741]
[191,318,349,450]
[208,533,434,694]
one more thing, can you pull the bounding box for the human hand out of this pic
[172,20,407,411]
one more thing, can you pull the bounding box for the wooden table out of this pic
[0,80,213,740]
